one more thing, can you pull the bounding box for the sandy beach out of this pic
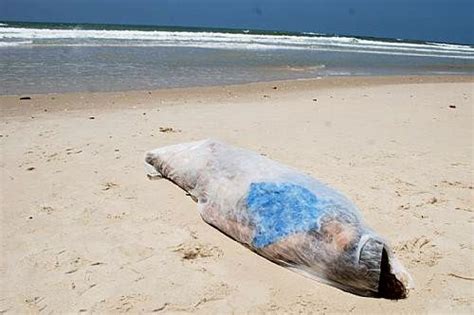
[1,76,473,313]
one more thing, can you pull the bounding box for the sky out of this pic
[1,0,473,44]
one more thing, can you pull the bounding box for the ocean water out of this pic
[0,21,473,95]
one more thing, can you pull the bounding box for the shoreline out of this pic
[1,75,473,116]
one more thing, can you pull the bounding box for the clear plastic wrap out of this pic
[145,139,413,298]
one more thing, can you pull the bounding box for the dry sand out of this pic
[1,76,473,314]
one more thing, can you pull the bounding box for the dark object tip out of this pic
[378,248,407,299]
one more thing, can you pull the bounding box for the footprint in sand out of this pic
[112,244,155,263]
[438,180,473,190]
[93,294,150,313]
[24,296,47,313]
[20,249,91,273]
[153,282,232,312]
[394,236,442,267]
[171,241,223,261]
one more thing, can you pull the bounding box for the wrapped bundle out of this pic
[145,139,413,298]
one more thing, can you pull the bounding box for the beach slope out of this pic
[1,76,473,313]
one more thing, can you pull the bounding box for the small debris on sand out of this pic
[102,182,118,191]
[449,105,456,109]
[89,116,95,120]
[172,243,223,260]
[272,86,278,90]
[26,166,35,171]
[40,206,55,214]
[65,268,78,274]
[159,127,180,133]
[66,148,82,155]
[20,96,31,100]
[312,98,318,102]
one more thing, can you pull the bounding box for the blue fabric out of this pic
[246,182,322,248]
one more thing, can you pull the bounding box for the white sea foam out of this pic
[0,27,473,59]
[0,40,32,47]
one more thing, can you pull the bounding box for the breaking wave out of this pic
[1,26,473,59]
